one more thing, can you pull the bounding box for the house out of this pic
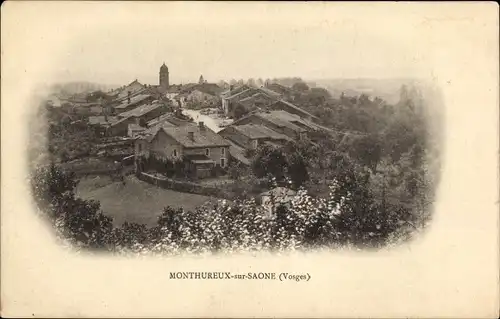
[89,106,104,115]
[268,100,319,123]
[183,83,224,108]
[114,94,155,113]
[237,93,277,110]
[260,187,297,216]
[109,102,169,136]
[128,124,147,138]
[112,79,146,102]
[231,110,331,141]
[135,121,231,179]
[265,83,294,98]
[117,101,168,122]
[165,85,182,102]
[88,115,118,136]
[146,112,193,128]
[174,92,189,108]
[226,140,251,166]
[221,85,281,117]
[219,123,291,151]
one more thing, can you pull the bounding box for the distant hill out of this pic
[48,82,119,97]
[307,78,426,104]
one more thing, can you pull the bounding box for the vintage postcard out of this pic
[1,1,499,318]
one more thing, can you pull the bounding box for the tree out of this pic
[286,152,309,188]
[31,164,114,250]
[233,103,248,119]
[292,82,310,92]
[251,144,288,181]
[227,161,248,180]
[247,78,256,87]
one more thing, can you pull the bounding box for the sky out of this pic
[5,2,442,87]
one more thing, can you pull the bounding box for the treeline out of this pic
[31,162,422,254]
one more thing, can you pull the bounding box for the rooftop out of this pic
[191,83,224,96]
[161,125,230,148]
[265,83,293,95]
[232,124,291,140]
[128,124,146,132]
[88,116,118,126]
[226,140,251,166]
[269,99,318,120]
[221,84,250,97]
[118,102,163,118]
[115,93,152,109]
[253,111,308,133]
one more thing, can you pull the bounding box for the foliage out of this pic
[138,154,187,178]
[227,161,249,181]
[31,83,438,254]
[47,105,98,162]
[233,103,248,120]
[31,164,114,250]
[251,144,288,182]
[291,82,310,92]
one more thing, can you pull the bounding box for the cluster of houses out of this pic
[54,63,332,181]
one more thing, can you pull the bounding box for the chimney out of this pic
[127,91,131,104]
[188,131,194,141]
[198,121,205,130]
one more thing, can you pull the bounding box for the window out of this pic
[221,147,225,156]
[173,149,177,157]
[138,143,142,152]
[220,158,225,167]
[205,148,210,156]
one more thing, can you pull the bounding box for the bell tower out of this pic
[159,62,169,89]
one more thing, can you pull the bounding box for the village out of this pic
[43,63,341,225]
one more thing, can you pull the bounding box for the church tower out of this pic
[159,63,169,89]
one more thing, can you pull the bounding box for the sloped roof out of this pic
[254,112,307,133]
[268,99,318,120]
[265,83,293,95]
[264,110,331,132]
[112,80,146,99]
[88,116,118,126]
[118,102,163,118]
[161,125,230,148]
[226,140,251,166]
[191,83,223,96]
[237,92,276,109]
[256,86,282,97]
[128,124,146,132]
[115,94,152,110]
[221,84,250,97]
[232,124,291,140]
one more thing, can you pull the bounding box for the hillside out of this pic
[308,78,425,104]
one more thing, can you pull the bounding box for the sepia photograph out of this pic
[2,1,498,318]
[27,13,443,256]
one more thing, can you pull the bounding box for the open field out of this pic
[76,175,215,227]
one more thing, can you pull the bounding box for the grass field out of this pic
[76,175,214,227]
